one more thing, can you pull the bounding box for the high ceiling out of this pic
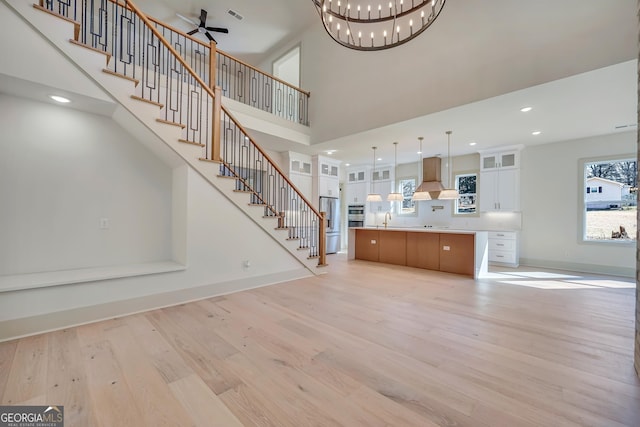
[134,0,637,167]
[135,0,318,63]
[1,0,635,169]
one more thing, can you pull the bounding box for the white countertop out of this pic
[352,227,485,235]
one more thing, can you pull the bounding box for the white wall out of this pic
[372,153,521,231]
[520,131,635,275]
[0,94,173,275]
[0,157,307,332]
[0,95,309,337]
[0,1,111,104]
[351,138,635,277]
[261,1,635,144]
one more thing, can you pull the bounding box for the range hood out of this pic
[415,157,445,192]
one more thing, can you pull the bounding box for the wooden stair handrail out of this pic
[215,49,311,97]
[44,0,325,265]
[109,0,215,102]
[221,104,323,220]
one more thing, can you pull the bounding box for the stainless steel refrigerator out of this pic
[319,196,340,254]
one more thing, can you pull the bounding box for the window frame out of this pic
[396,176,418,216]
[453,170,479,217]
[579,154,636,245]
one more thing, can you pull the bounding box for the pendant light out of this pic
[387,142,403,202]
[366,146,382,202]
[412,137,431,201]
[438,130,460,200]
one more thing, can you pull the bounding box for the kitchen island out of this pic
[347,227,489,279]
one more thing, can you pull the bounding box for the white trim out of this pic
[0,268,311,342]
[0,262,186,293]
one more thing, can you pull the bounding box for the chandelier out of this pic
[312,0,446,51]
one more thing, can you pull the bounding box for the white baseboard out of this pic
[519,258,635,278]
[0,268,310,342]
[0,261,186,293]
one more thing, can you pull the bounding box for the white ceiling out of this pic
[2,0,636,169]
[134,0,637,167]
[135,0,318,63]
[308,60,638,166]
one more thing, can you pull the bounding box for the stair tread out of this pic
[199,157,222,163]
[178,138,205,147]
[103,68,140,86]
[69,39,112,63]
[155,118,186,129]
[131,95,163,108]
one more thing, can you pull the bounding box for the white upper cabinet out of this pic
[479,146,523,212]
[347,170,366,183]
[480,149,520,171]
[313,155,341,200]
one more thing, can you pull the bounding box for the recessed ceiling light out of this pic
[345,163,351,166]
[520,106,532,112]
[377,157,382,161]
[326,150,335,155]
[50,95,71,103]
[469,141,477,146]
[532,130,541,135]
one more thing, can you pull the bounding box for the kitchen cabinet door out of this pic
[355,229,379,262]
[345,181,368,204]
[406,232,440,270]
[439,234,475,277]
[479,169,519,212]
[378,231,406,265]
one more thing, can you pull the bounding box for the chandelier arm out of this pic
[314,0,433,24]
[313,0,446,52]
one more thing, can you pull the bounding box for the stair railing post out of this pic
[209,40,217,90]
[212,86,222,162]
[319,212,327,266]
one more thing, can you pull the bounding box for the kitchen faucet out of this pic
[383,211,391,229]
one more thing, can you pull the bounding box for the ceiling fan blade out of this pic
[199,9,208,27]
[186,29,198,35]
[206,27,229,34]
[204,31,216,43]
[176,12,197,26]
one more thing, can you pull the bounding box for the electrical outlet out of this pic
[99,218,109,229]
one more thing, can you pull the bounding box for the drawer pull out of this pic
[496,243,504,246]
[496,255,504,258]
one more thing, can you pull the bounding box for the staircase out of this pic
[5,0,326,273]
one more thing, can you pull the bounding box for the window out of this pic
[583,157,636,242]
[398,178,417,215]
[454,173,477,215]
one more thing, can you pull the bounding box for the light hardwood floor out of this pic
[1,254,639,426]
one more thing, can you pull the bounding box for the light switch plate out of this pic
[443,245,450,251]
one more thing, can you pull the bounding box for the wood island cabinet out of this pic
[352,228,486,278]
[439,233,475,276]
[355,229,379,262]
[406,232,440,270]
[378,231,406,265]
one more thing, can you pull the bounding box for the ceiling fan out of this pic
[176,9,229,43]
